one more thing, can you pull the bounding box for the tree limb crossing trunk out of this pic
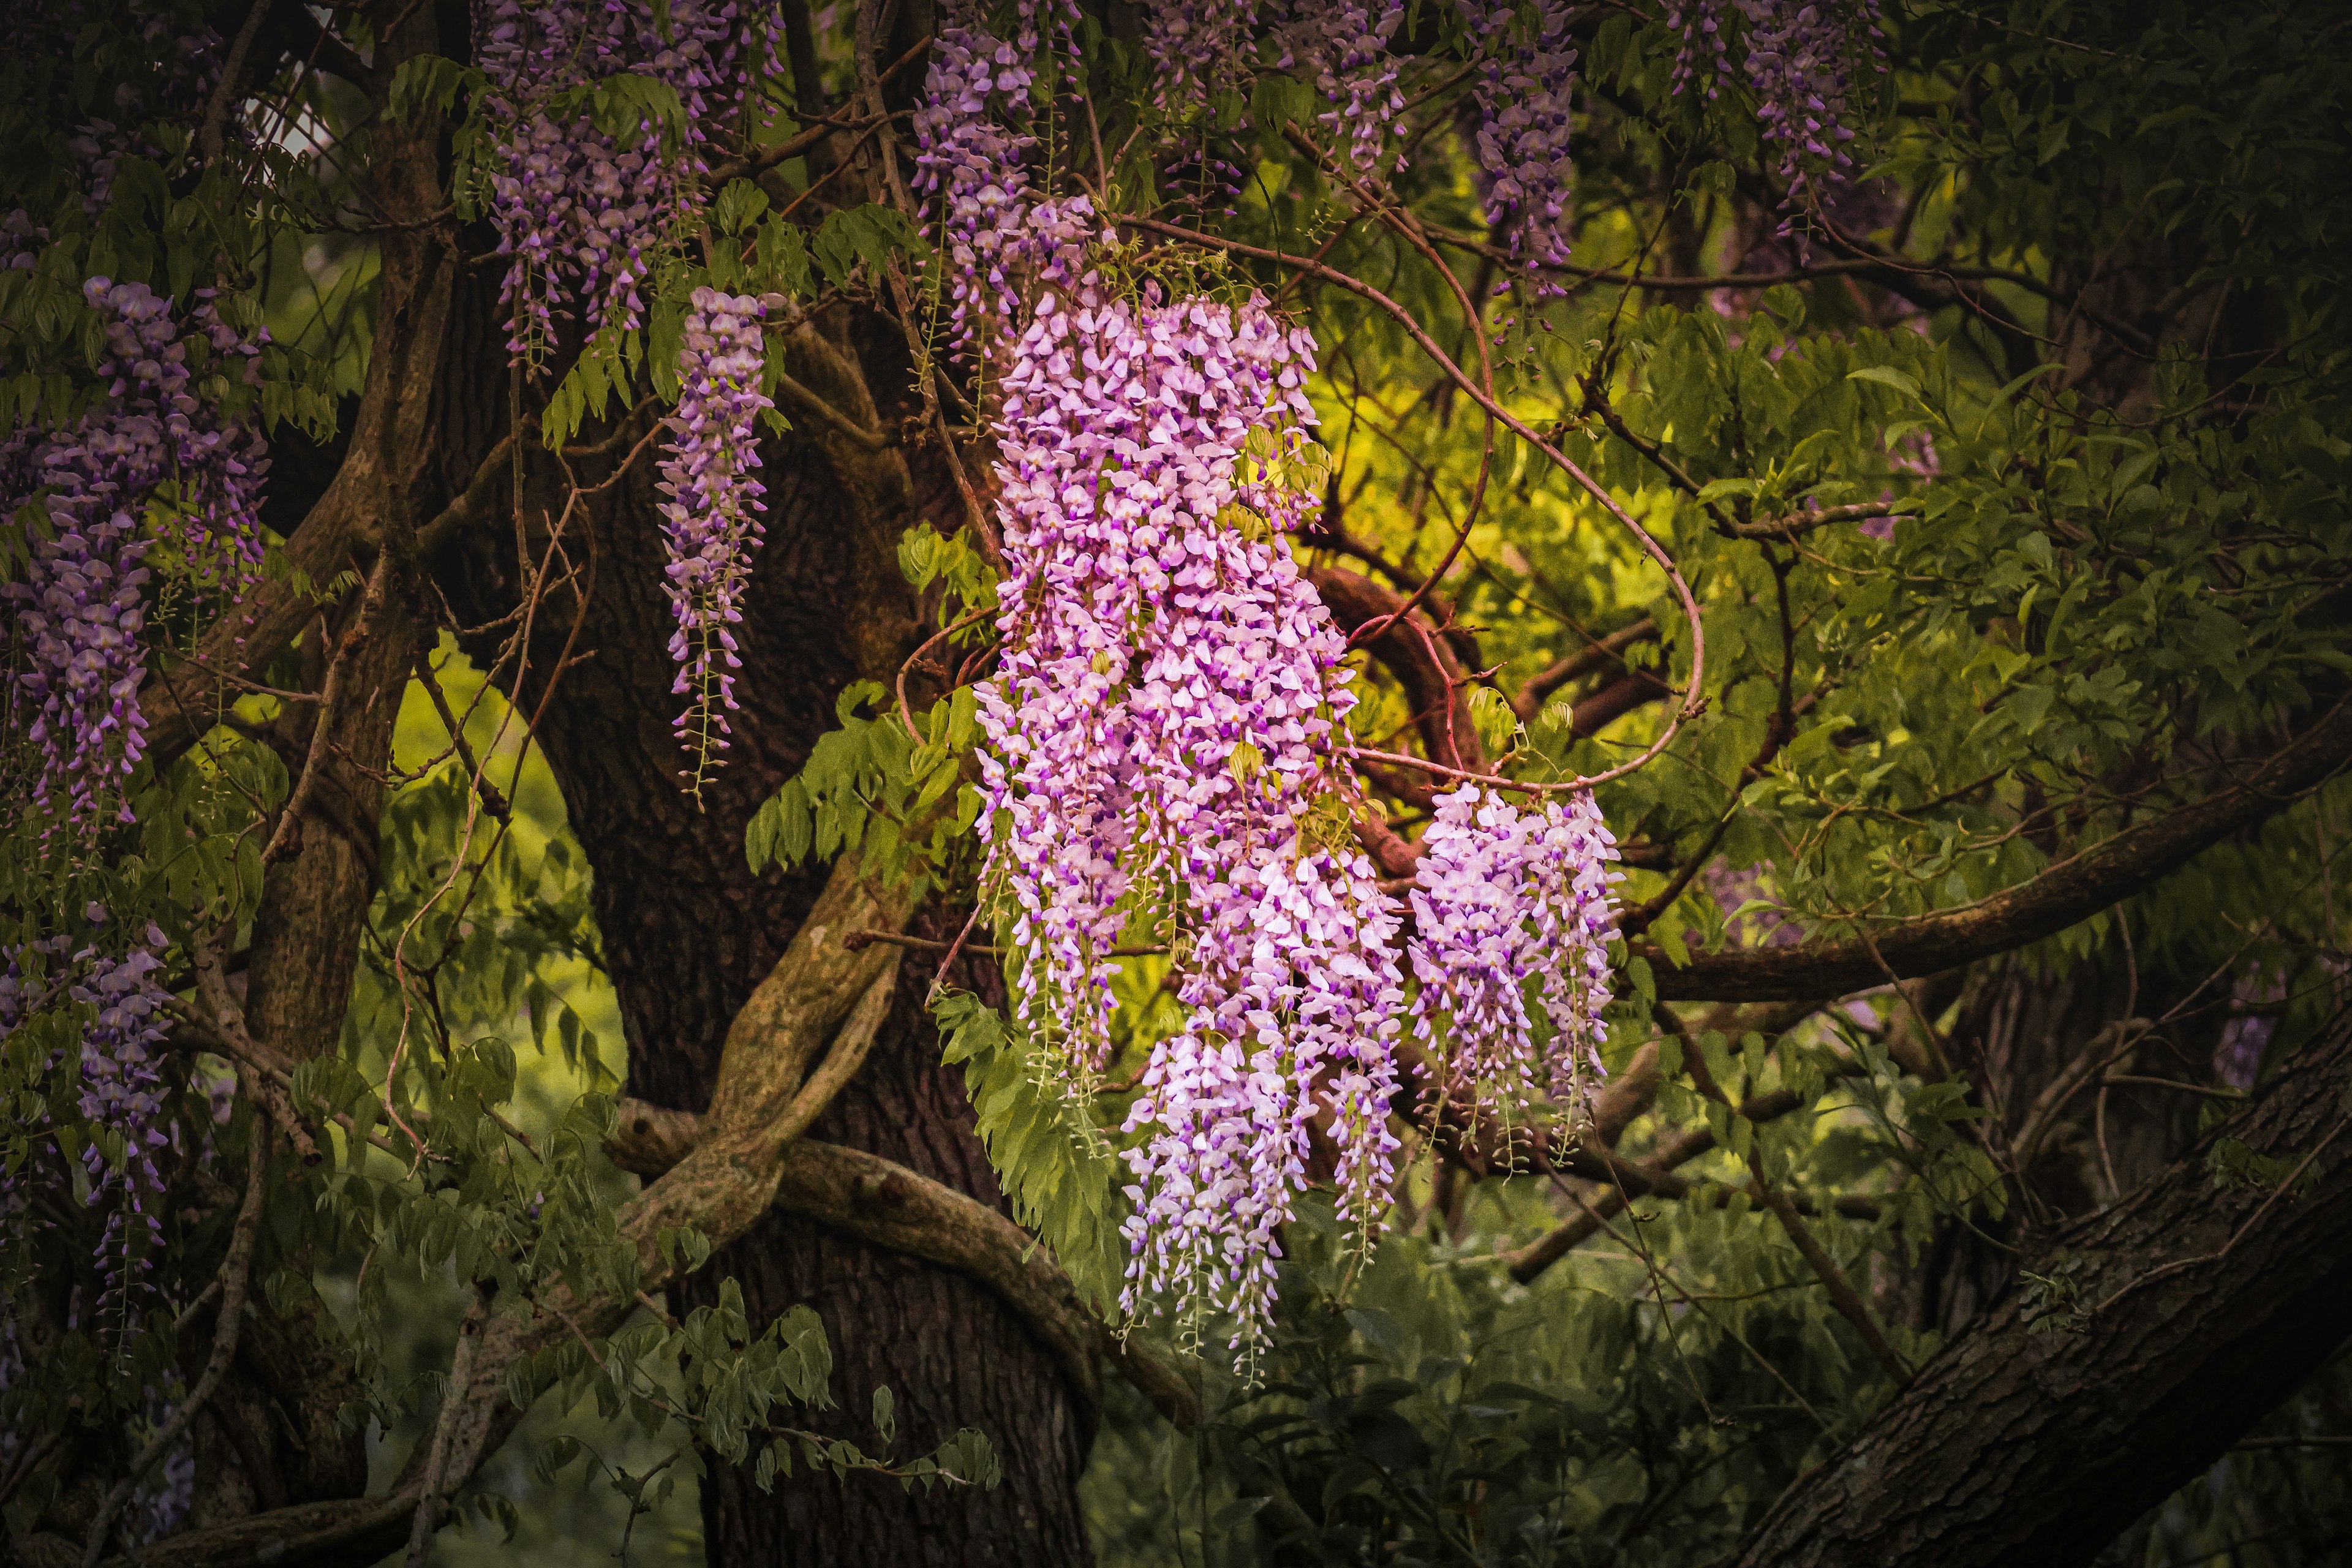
[441,324,1095,1564]
[1729,1012,2352,1567]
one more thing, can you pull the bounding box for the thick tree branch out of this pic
[605,1104,1206,1432]
[1643,698,2352,1000]
[1730,1009,2352,1567]
[1514,617,1658,720]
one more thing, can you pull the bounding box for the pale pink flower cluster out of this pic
[1408,785,1621,1115]
[978,272,1408,1354]
[918,21,1626,1367]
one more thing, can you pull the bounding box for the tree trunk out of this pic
[440,309,1093,1564]
[1730,1009,2352,1567]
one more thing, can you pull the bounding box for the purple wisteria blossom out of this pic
[913,25,1043,344]
[655,287,772,789]
[1670,0,1885,208]
[913,2,1095,352]
[979,271,1408,1357]
[3,276,268,822]
[1281,0,1408,177]
[1408,785,1621,1121]
[72,914,174,1345]
[1460,0,1579,270]
[477,0,761,368]
[0,912,175,1351]
[1136,0,1265,110]
[914,13,1630,1368]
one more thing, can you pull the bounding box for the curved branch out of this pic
[1643,698,2352,1001]
[605,1101,1205,1433]
[1314,567,1484,773]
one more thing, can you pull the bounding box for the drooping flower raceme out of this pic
[1137,0,1266,110]
[1668,0,1884,206]
[913,26,1042,346]
[73,917,175,1343]
[1280,0,1408,178]
[978,276,1409,1354]
[476,0,760,368]
[3,276,268,821]
[655,287,772,790]
[0,912,175,1351]
[917,18,1628,1369]
[1460,0,1579,270]
[1408,785,1620,1120]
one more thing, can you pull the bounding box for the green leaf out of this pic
[1847,366,1924,401]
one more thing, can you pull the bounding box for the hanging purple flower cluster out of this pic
[1133,0,1403,175]
[913,1,1097,352]
[1280,0,1408,177]
[1138,0,1267,108]
[1408,785,1620,1118]
[655,287,773,789]
[1459,0,1580,270]
[913,26,1042,345]
[476,0,759,368]
[908,13,1628,1366]
[0,912,175,1350]
[1665,0,1731,98]
[71,914,175,1343]
[1668,0,1884,206]
[979,274,1408,1353]
[3,276,268,823]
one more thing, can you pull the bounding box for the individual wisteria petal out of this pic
[1408,785,1621,1121]
[655,286,772,790]
[1,274,269,823]
[1460,1,1579,271]
[475,0,771,368]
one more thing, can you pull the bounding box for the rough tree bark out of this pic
[1729,1008,2352,1567]
[440,303,1094,1563]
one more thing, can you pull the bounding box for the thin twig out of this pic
[260,546,396,866]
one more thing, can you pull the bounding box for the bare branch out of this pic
[1645,698,2352,1000]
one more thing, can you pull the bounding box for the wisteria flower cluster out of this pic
[1408,785,1621,1118]
[1131,0,1405,175]
[1460,0,1580,270]
[912,26,1044,346]
[913,1,1098,353]
[1670,0,1885,206]
[72,916,175,1342]
[1280,0,1408,178]
[1138,0,1267,108]
[3,276,269,823]
[0,911,175,1351]
[655,287,773,790]
[476,0,762,368]
[914,10,1627,1367]
[979,271,1413,1353]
